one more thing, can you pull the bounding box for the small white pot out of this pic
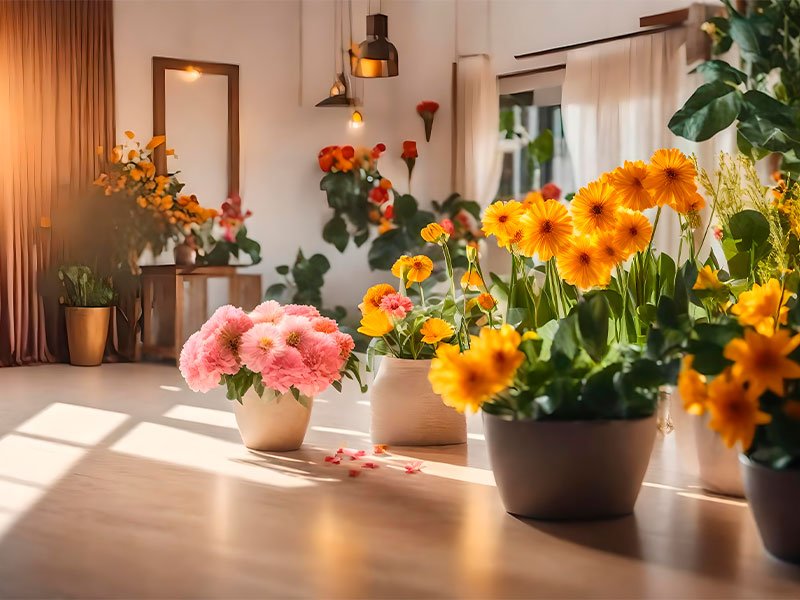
[370,356,466,446]
[694,412,744,497]
[233,388,313,452]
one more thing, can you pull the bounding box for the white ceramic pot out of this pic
[669,387,700,479]
[233,388,313,451]
[694,412,744,497]
[370,357,467,446]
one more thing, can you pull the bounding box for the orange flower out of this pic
[731,279,790,335]
[608,160,656,211]
[593,230,630,267]
[723,328,800,396]
[477,293,496,310]
[556,235,611,290]
[360,283,396,315]
[571,180,620,234]
[706,370,771,450]
[518,198,573,261]
[612,209,653,255]
[642,148,697,209]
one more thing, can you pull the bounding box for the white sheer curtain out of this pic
[561,29,733,255]
[454,54,503,208]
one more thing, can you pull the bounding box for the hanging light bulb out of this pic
[352,13,398,78]
[349,110,364,129]
[182,66,202,82]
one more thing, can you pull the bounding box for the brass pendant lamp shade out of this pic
[352,13,398,78]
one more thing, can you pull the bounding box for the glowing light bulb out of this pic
[183,66,201,82]
[349,110,364,129]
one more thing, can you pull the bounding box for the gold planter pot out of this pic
[65,306,111,366]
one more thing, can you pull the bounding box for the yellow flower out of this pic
[477,293,496,310]
[523,190,544,208]
[146,135,166,150]
[608,160,656,211]
[642,148,697,209]
[124,130,135,139]
[421,223,449,244]
[406,255,433,286]
[358,309,394,337]
[518,198,573,261]
[469,325,524,393]
[706,370,771,450]
[677,355,707,415]
[429,345,496,414]
[378,218,394,235]
[593,230,630,267]
[693,265,724,291]
[674,192,706,215]
[360,283,396,315]
[571,180,620,234]
[556,235,611,290]
[731,279,789,335]
[481,200,525,246]
[723,329,800,396]
[461,270,483,289]
[420,318,454,344]
[612,209,653,255]
[521,331,539,341]
[391,256,413,280]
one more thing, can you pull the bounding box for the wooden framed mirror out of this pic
[152,56,240,200]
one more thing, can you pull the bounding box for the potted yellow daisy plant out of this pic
[428,148,702,519]
[358,224,497,446]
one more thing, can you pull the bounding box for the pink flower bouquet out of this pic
[179,301,363,404]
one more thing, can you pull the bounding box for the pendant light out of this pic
[316,0,355,107]
[352,10,398,78]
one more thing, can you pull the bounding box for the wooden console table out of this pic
[140,265,262,362]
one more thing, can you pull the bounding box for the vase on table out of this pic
[233,389,313,452]
[174,241,196,266]
[65,306,111,366]
[484,413,657,520]
[370,357,466,446]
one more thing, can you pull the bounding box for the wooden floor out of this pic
[0,363,799,598]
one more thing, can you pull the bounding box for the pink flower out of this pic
[294,332,342,397]
[264,347,308,394]
[195,305,253,378]
[439,218,455,236]
[179,332,220,392]
[240,323,285,373]
[379,293,413,319]
[250,300,284,324]
[279,315,315,353]
[283,304,321,318]
[333,331,355,361]
[312,316,339,334]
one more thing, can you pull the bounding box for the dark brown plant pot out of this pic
[740,456,800,564]
[483,413,657,520]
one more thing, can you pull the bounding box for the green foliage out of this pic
[197,226,262,266]
[58,265,115,308]
[669,0,800,175]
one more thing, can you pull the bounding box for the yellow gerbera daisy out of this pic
[420,318,454,344]
[518,198,573,261]
[461,270,483,289]
[360,283,395,315]
[608,160,656,211]
[556,235,611,290]
[481,200,525,246]
[406,255,433,286]
[706,370,772,450]
[421,223,449,244]
[642,148,697,209]
[677,355,707,415]
[730,279,789,335]
[357,309,394,337]
[523,190,544,208]
[428,345,497,414]
[693,265,724,291]
[593,230,630,267]
[612,209,653,255]
[469,325,524,385]
[724,329,800,396]
[391,256,413,280]
[570,180,620,235]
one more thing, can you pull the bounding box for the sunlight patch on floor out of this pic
[111,422,316,489]
[163,404,237,429]
[677,492,748,507]
[15,403,129,446]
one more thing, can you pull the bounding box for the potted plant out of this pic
[357,224,492,445]
[59,265,115,366]
[427,148,700,518]
[668,278,800,563]
[179,301,363,452]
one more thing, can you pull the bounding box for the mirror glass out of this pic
[164,69,229,206]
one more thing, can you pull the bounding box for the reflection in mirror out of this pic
[164,69,229,206]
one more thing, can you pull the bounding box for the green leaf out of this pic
[729,209,770,251]
[737,91,800,153]
[264,282,287,300]
[529,129,554,165]
[577,295,609,363]
[668,80,743,142]
[691,60,747,85]
[551,314,579,368]
[393,194,418,221]
[308,253,331,273]
[276,265,290,275]
[353,228,370,247]
[322,216,349,252]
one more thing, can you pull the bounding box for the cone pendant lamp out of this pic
[352,13,398,78]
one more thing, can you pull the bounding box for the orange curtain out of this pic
[0,0,115,366]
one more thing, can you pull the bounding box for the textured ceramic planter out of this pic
[370,357,466,446]
[484,413,657,520]
[65,306,111,366]
[233,389,313,451]
[741,456,800,564]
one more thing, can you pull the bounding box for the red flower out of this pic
[369,186,389,204]
[318,146,337,172]
[219,194,252,242]
[416,101,439,115]
[541,182,562,201]
[341,145,355,160]
[401,140,418,160]
[371,143,386,159]
[439,218,455,236]
[383,204,394,220]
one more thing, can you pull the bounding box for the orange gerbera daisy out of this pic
[612,209,653,255]
[642,148,697,209]
[360,283,396,315]
[523,190,545,208]
[556,235,611,290]
[482,200,525,246]
[518,199,573,261]
[730,279,790,335]
[406,255,433,286]
[677,355,708,415]
[706,370,772,450]
[593,230,630,267]
[673,192,707,215]
[608,160,656,211]
[724,329,800,396]
[570,180,620,234]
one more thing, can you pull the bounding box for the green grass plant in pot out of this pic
[59,265,115,366]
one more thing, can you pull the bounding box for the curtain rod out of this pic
[499,63,565,81]
[514,23,684,61]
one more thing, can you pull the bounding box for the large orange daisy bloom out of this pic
[731,279,790,335]
[612,209,653,255]
[518,199,573,261]
[608,160,656,211]
[570,180,620,234]
[642,148,698,209]
[556,235,611,290]
[482,200,525,247]
[724,328,800,396]
[706,370,772,450]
